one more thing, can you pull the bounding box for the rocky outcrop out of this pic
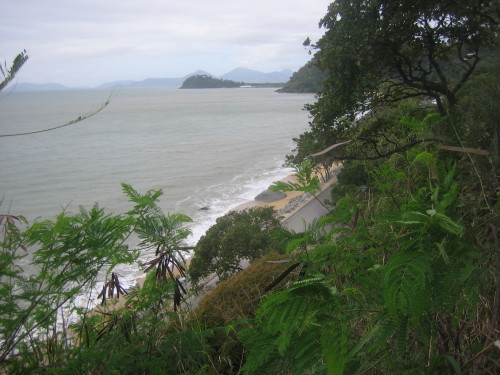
[254,190,286,203]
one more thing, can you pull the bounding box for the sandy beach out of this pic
[231,163,341,225]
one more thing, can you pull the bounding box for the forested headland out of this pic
[180,74,284,89]
[1,1,499,374]
[180,74,243,88]
[276,61,327,93]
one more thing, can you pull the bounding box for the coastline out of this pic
[231,162,341,223]
[181,163,342,305]
[104,163,342,309]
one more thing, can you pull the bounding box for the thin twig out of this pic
[0,96,112,138]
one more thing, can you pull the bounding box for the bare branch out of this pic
[336,138,443,161]
[0,96,112,137]
[310,139,353,157]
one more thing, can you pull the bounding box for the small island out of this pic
[180,74,243,89]
[180,74,285,89]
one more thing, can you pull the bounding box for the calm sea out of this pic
[1,88,312,273]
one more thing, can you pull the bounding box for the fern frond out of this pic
[383,251,433,323]
[394,317,408,358]
[428,212,462,236]
[244,277,339,372]
[291,326,323,374]
[322,319,348,375]
[435,239,449,264]
[239,326,279,374]
[121,183,163,216]
[396,210,428,226]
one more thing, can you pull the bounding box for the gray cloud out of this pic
[1,0,330,86]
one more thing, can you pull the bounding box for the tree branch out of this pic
[337,138,442,161]
[0,50,28,92]
[0,97,111,137]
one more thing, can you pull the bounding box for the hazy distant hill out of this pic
[13,82,70,91]
[96,80,136,89]
[221,67,293,83]
[97,70,212,89]
[14,68,294,91]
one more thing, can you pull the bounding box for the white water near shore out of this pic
[1,87,314,305]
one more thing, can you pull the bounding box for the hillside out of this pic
[13,82,71,91]
[277,61,327,93]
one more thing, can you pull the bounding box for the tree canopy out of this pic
[310,0,499,117]
[286,0,499,170]
[189,207,285,282]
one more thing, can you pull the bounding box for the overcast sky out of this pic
[1,0,331,87]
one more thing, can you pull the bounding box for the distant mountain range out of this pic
[13,82,73,91]
[14,68,294,91]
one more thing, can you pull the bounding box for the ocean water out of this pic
[0,87,313,286]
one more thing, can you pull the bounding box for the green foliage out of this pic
[243,141,495,373]
[28,205,135,282]
[122,183,192,310]
[289,1,498,169]
[0,50,28,91]
[286,129,340,182]
[400,113,444,135]
[313,0,499,115]
[66,305,217,375]
[270,160,333,214]
[336,160,370,187]
[180,74,243,89]
[189,207,285,282]
[0,204,138,366]
[240,275,336,375]
[241,274,381,375]
[0,184,198,372]
[270,160,321,196]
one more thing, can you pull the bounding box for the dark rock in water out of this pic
[254,190,286,203]
[199,206,210,211]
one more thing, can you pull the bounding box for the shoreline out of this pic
[181,163,341,304]
[185,163,341,273]
[103,163,342,309]
[231,163,341,223]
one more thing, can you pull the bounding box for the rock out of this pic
[199,206,210,211]
[254,190,286,203]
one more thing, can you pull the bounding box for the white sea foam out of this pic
[186,162,294,247]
